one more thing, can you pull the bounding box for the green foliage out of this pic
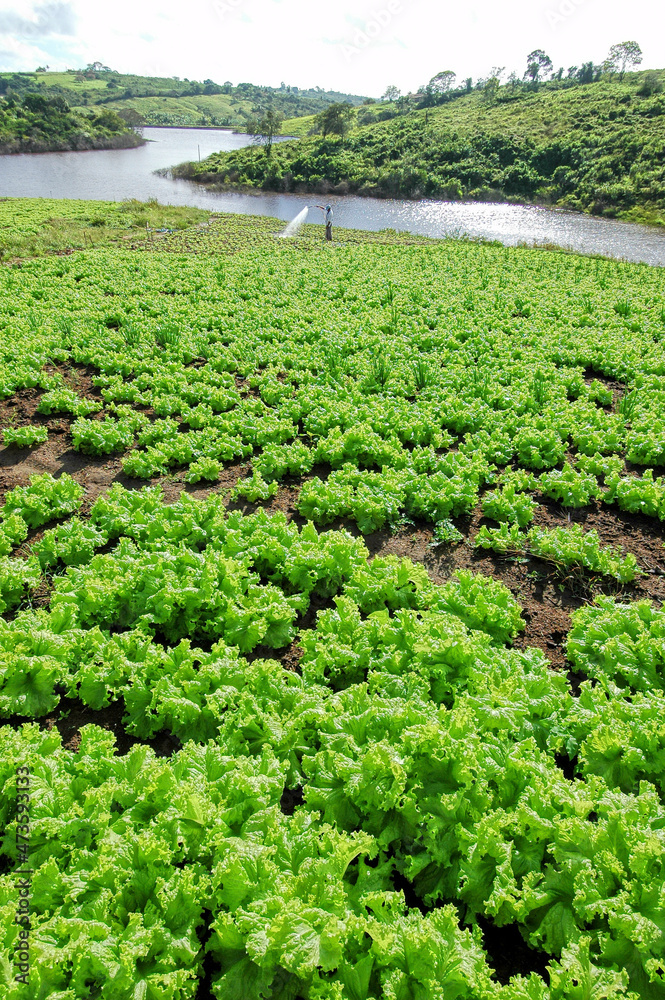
[185,457,223,482]
[234,471,279,502]
[575,452,624,479]
[2,473,84,529]
[537,464,601,507]
[474,521,525,554]
[430,569,525,644]
[2,424,48,447]
[0,197,209,260]
[567,596,665,692]
[528,524,642,582]
[0,514,28,556]
[315,102,357,139]
[482,483,537,526]
[0,69,367,132]
[37,387,101,417]
[0,91,140,154]
[186,78,665,223]
[254,441,314,481]
[71,415,138,454]
[1,205,665,998]
[431,518,465,544]
[515,425,567,469]
[32,517,107,569]
[604,469,665,517]
[0,554,41,613]
[475,522,642,582]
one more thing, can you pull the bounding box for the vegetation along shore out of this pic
[175,65,665,227]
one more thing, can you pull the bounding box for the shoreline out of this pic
[0,132,146,157]
[169,166,665,234]
[142,124,238,132]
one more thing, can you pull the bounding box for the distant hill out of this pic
[180,72,665,226]
[0,70,368,129]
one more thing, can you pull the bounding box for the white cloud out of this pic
[0,32,57,68]
[0,0,662,94]
[0,1,75,37]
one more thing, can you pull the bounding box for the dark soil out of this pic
[6,696,181,757]
[477,915,551,985]
[2,361,665,748]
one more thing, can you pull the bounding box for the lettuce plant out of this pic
[2,424,48,448]
[0,554,41,614]
[1,472,84,529]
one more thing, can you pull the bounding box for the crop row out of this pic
[1,224,665,998]
[2,479,665,998]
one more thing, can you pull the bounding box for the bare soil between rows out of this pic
[3,365,664,995]
[2,366,665,752]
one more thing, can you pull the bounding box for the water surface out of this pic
[1,127,664,266]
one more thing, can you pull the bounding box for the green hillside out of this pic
[0,92,142,155]
[0,69,367,129]
[181,73,665,225]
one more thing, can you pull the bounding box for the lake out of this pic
[1,126,664,266]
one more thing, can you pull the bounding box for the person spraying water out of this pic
[279,207,309,238]
[316,204,334,241]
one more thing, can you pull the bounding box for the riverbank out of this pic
[0,93,146,156]
[0,198,208,261]
[171,163,665,233]
[0,131,146,156]
[178,79,665,230]
[2,129,665,265]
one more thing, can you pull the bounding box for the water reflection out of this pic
[1,127,664,265]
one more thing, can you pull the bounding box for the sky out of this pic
[0,0,663,97]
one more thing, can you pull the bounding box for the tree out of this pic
[86,61,113,73]
[605,41,643,81]
[429,70,456,95]
[117,108,146,129]
[483,76,500,103]
[247,109,284,156]
[638,71,663,96]
[382,85,401,102]
[481,68,504,104]
[316,102,356,139]
[22,93,51,114]
[576,62,596,85]
[525,49,553,84]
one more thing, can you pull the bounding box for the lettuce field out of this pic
[2,202,665,999]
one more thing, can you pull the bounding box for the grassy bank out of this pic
[180,76,665,226]
[0,198,209,261]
